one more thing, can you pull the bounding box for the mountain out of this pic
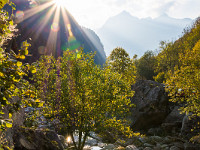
[96,11,193,57]
[4,0,106,65]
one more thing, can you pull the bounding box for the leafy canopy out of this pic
[32,50,135,150]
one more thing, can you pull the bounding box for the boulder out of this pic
[13,127,65,150]
[125,145,139,150]
[102,144,116,149]
[170,146,180,150]
[184,142,200,150]
[164,106,184,124]
[161,106,184,134]
[130,80,169,131]
[181,115,200,139]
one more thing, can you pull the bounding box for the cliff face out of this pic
[5,0,106,65]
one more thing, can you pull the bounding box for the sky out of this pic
[61,0,200,30]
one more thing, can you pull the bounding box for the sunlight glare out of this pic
[54,0,66,7]
[66,136,71,143]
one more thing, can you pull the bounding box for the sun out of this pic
[53,0,67,7]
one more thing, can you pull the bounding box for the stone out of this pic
[85,137,98,146]
[149,136,163,143]
[13,127,64,150]
[103,144,116,149]
[115,146,126,150]
[125,145,139,150]
[98,143,106,148]
[155,143,161,150]
[148,128,163,136]
[170,146,180,150]
[161,144,169,149]
[130,80,169,131]
[143,143,154,147]
[163,137,172,144]
[184,142,200,150]
[83,145,91,150]
[164,106,184,124]
[143,147,153,150]
[58,135,68,149]
[172,142,184,149]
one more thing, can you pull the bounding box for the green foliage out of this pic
[165,40,200,140]
[107,47,136,84]
[0,0,8,10]
[166,40,200,116]
[155,18,200,83]
[154,72,165,83]
[33,50,135,150]
[0,2,37,148]
[135,50,156,80]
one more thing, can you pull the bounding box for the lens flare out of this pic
[54,0,64,7]
[66,136,71,143]
[51,22,60,32]
[15,11,24,19]
[67,24,73,37]
[29,0,38,8]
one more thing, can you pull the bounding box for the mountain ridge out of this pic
[96,11,193,57]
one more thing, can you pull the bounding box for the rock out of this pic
[85,138,98,146]
[161,123,177,135]
[83,145,91,150]
[147,127,163,136]
[13,127,64,150]
[184,142,200,150]
[130,80,169,131]
[58,135,68,149]
[149,136,163,143]
[98,143,106,148]
[163,137,172,144]
[172,142,184,149]
[170,146,180,150]
[143,147,153,150]
[115,146,126,150]
[143,143,154,147]
[115,138,139,147]
[102,144,116,149]
[164,106,184,124]
[89,132,102,141]
[125,145,139,150]
[161,144,169,149]
[180,113,200,139]
[156,143,162,148]
[161,106,184,135]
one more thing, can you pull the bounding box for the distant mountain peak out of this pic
[160,13,169,18]
[120,10,132,16]
[96,11,193,57]
[114,10,139,21]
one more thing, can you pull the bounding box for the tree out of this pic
[0,2,37,148]
[135,50,156,80]
[107,47,136,84]
[33,50,135,150]
[154,18,200,83]
[165,40,200,139]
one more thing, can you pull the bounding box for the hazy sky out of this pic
[62,0,200,29]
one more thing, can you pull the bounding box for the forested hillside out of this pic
[134,17,200,140]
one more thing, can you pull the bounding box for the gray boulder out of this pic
[130,80,169,131]
[126,145,139,150]
[13,127,65,150]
